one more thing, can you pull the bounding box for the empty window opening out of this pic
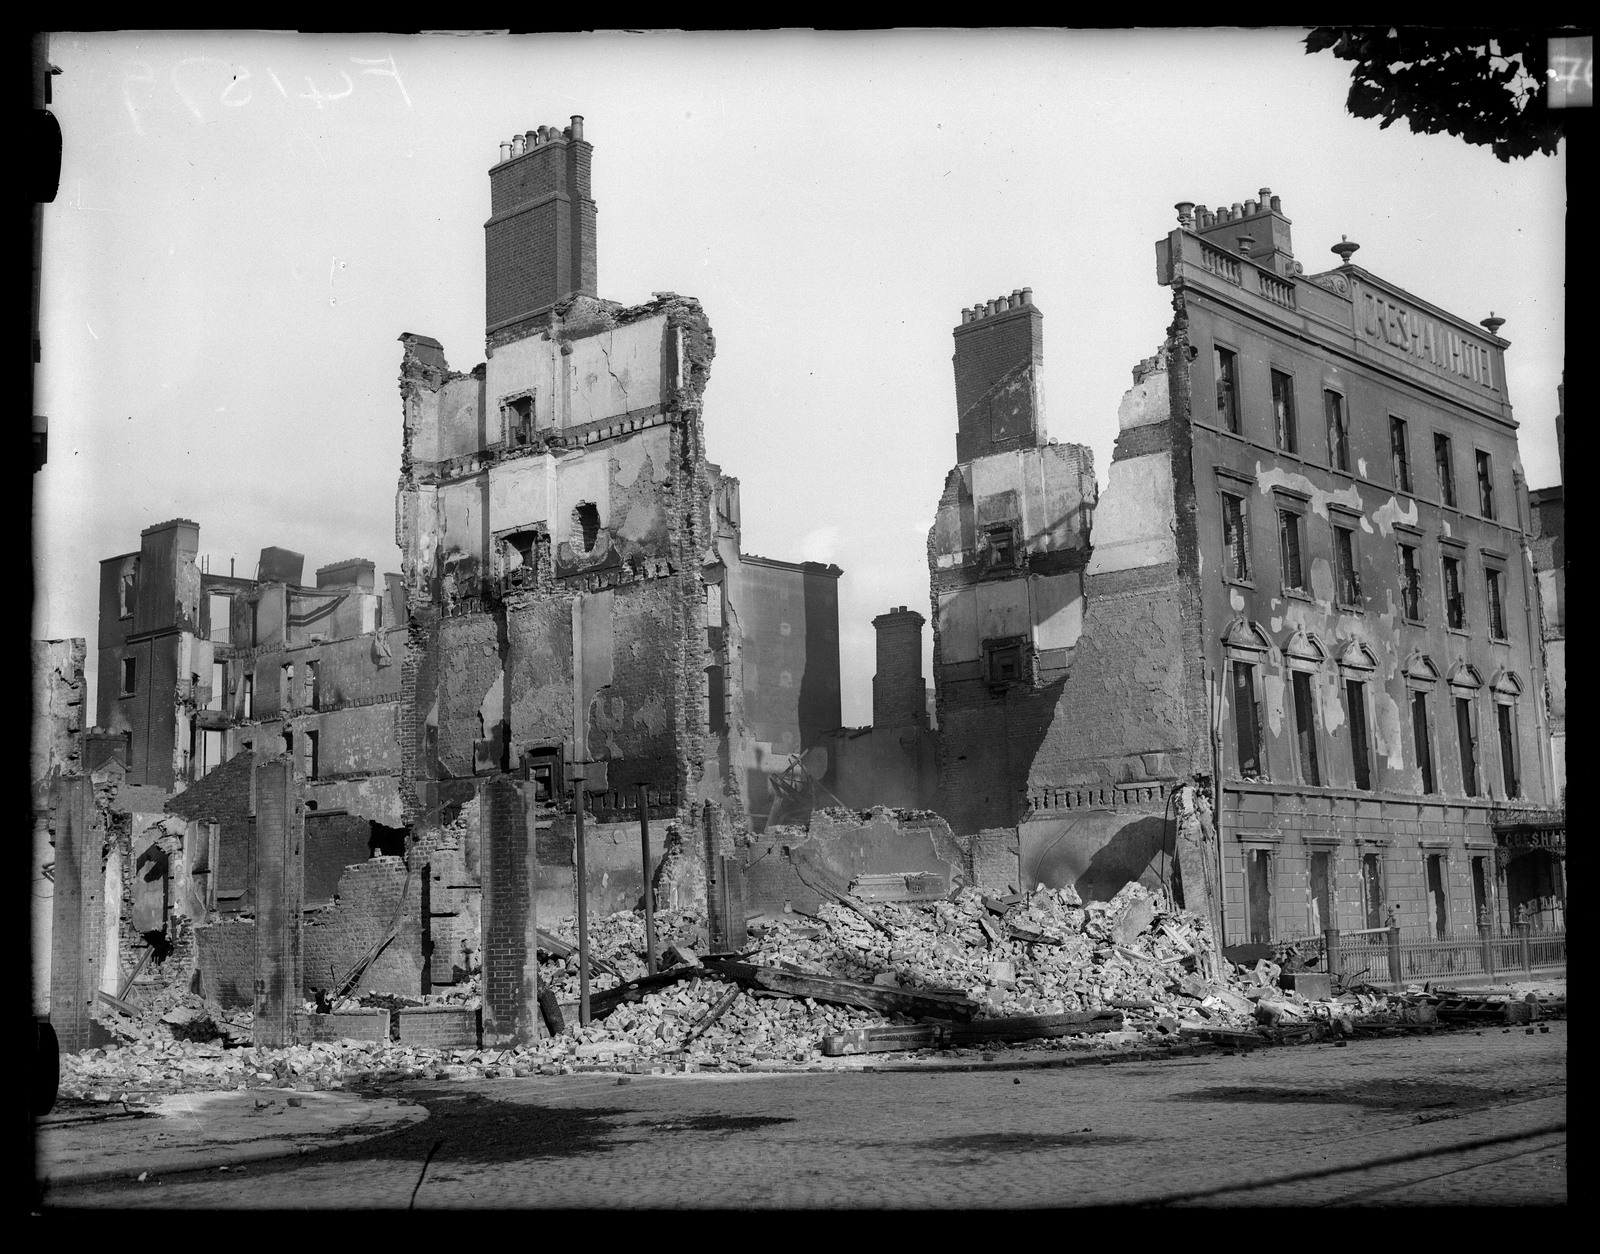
[1221,493,1251,582]
[305,730,320,780]
[1245,849,1273,944]
[705,665,727,734]
[525,746,563,804]
[573,503,601,553]
[207,661,226,711]
[119,570,137,619]
[282,662,296,709]
[1278,509,1305,591]
[242,673,254,719]
[1390,416,1412,494]
[508,395,534,445]
[1232,661,1263,778]
[1334,524,1360,606]
[1442,556,1465,630]
[1324,391,1350,472]
[1309,850,1333,935]
[282,729,294,759]
[251,600,261,647]
[1271,370,1297,453]
[1456,697,1478,797]
[1214,347,1240,433]
[1425,854,1449,939]
[1399,544,1423,620]
[1347,679,1372,792]
[985,639,1026,688]
[985,523,1018,571]
[1434,433,1456,507]
[1471,857,1491,930]
[207,594,232,644]
[705,582,724,629]
[120,657,137,697]
[1476,450,1495,518]
[1486,568,1507,639]
[1412,692,1436,794]
[1292,670,1320,786]
[307,661,321,711]
[201,729,223,779]
[1496,703,1520,797]
[1361,852,1386,930]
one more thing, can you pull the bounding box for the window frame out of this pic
[1440,550,1467,632]
[1411,688,1438,795]
[1289,666,1323,787]
[1243,845,1276,944]
[1277,504,1307,594]
[1452,688,1481,798]
[1345,676,1374,791]
[1331,513,1362,609]
[1323,389,1350,472]
[1360,848,1389,931]
[1214,344,1241,434]
[120,656,137,698]
[1389,415,1413,495]
[1491,676,1523,799]
[1270,368,1298,454]
[1424,852,1450,939]
[1230,657,1267,780]
[1484,565,1508,641]
[1308,848,1335,934]
[983,635,1029,691]
[1433,432,1457,508]
[1398,541,1425,622]
[207,593,232,644]
[1475,448,1496,519]
[1219,488,1253,585]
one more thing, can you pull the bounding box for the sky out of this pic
[34,29,1566,726]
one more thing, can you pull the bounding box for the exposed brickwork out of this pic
[292,1008,391,1044]
[486,135,596,331]
[50,775,111,1053]
[952,299,1044,463]
[395,1005,481,1048]
[872,607,926,729]
[195,919,256,1009]
[305,812,374,905]
[252,758,303,1046]
[480,777,537,1045]
[301,855,422,997]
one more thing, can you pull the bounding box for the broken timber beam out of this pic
[701,959,975,1021]
[787,851,895,935]
[587,962,705,1020]
[536,928,624,980]
[680,985,740,1049]
[97,989,142,1019]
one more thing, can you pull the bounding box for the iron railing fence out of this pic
[1273,926,1565,988]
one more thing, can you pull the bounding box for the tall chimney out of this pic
[484,115,598,340]
[871,606,927,729]
[951,291,1045,464]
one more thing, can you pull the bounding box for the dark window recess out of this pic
[1426,854,1449,939]
[1233,661,1263,777]
[1246,849,1273,944]
[508,396,533,445]
[574,503,601,553]
[120,571,136,618]
[1486,569,1507,639]
[1334,525,1360,605]
[1442,556,1465,630]
[1271,370,1297,453]
[706,664,727,735]
[1221,493,1250,581]
[1434,433,1456,507]
[525,746,564,804]
[1412,692,1436,794]
[985,523,1019,571]
[1347,680,1372,791]
[1309,851,1333,934]
[1455,697,1477,797]
[1476,450,1495,518]
[282,729,294,759]
[1362,852,1386,930]
[251,601,261,648]
[1215,346,1239,433]
[368,822,407,859]
[121,657,137,696]
[308,661,321,711]
[306,730,320,781]
[1497,704,1519,797]
[1390,416,1411,494]
[1278,510,1304,590]
[1400,544,1423,620]
[1292,670,1320,786]
[1324,391,1350,472]
[985,639,1026,688]
[1472,857,1491,930]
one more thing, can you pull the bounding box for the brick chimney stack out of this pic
[951,289,1045,464]
[872,606,926,729]
[485,115,597,339]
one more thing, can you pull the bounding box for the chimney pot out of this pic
[1231,203,1244,217]
[499,141,512,163]
[570,114,584,141]
[1244,199,1258,217]
[1269,194,1282,213]
[1021,287,1033,305]
[1258,186,1272,202]
[985,299,997,316]
[511,135,525,157]
[1011,288,1024,306]
[997,295,1011,312]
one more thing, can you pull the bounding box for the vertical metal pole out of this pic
[638,783,658,976]
[574,779,590,1027]
[1386,921,1402,988]
[1324,926,1340,986]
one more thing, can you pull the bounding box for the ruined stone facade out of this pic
[927,190,1560,945]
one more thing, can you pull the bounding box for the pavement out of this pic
[40,1020,1565,1208]
[34,1088,429,1188]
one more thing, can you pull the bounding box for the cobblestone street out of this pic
[45,1024,1566,1209]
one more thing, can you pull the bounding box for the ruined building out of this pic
[928,190,1561,944]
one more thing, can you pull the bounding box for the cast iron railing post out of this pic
[1386,921,1402,988]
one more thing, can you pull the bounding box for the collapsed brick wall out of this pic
[480,777,537,1045]
[166,749,256,912]
[305,812,374,905]
[411,796,482,986]
[300,855,422,997]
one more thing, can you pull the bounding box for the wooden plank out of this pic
[536,928,623,980]
[701,959,976,1021]
[946,1010,1122,1045]
[1006,922,1064,946]
[822,1025,941,1056]
[680,986,740,1049]
[588,963,707,1020]
[97,989,142,1019]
